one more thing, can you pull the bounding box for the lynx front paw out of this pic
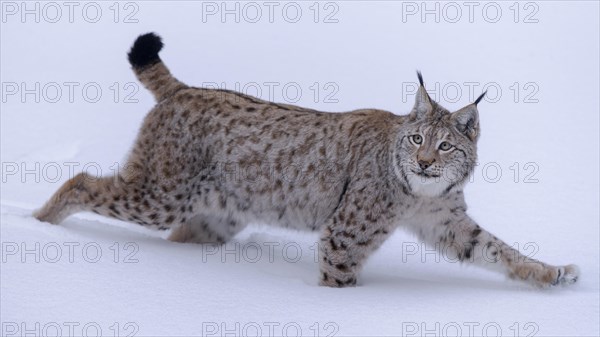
[554,264,580,286]
[544,264,580,288]
[509,262,580,288]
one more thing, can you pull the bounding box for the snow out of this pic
[1,2,599,336]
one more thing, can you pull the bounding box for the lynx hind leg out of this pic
[34,172,100,224]
[168,213,245,244]
[35,171,187,231]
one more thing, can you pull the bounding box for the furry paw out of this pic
[509,262,580,288]
[553,264,580,286]
[33,207,61,224]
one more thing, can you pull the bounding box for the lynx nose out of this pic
[418,158,435,170]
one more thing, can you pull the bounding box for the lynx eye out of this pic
[439,141,453,151]
[411,134,423,145]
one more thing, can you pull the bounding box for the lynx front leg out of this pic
[421,214,580,288]
[318,183,396,287]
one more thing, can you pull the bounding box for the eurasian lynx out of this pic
[35,33,579,288]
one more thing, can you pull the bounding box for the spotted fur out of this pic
[35,33,579,288]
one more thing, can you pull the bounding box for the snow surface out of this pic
[1,2,599,336]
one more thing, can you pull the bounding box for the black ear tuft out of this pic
[128,32,163,69]
[474,90,487,105]
[417,70,424,86]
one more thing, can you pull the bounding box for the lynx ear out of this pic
[452,90,486,141]
[452,104,480,141]
[410,71,433,119]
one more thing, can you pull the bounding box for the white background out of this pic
[1,1,599,336]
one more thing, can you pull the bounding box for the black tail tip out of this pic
[128,32,163,68]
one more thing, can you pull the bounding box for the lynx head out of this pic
[394,72,485,197]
